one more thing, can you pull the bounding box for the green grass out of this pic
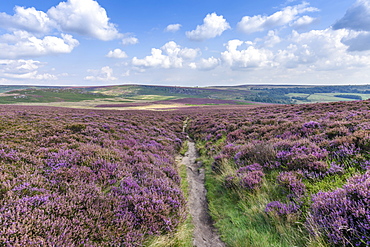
[288,93,370,104]
[145,216,193,247]
[179,140,189,156]
[304,166,358,195]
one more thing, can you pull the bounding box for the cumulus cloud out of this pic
[291,15,317,28]
[332,0,370,51]
[217,27,370,72]
[122,36,139,45]
[221,39,274,69]
[264,30,281,47]
[342,32,370,51]
[84,66,117,81]
[189,57,220,70]
[0,31,79,59]
[237,2,319,33]
[132,41,200,69]
[106,48,128,58]
[333,0,370,31]
[0,0,122,41]
[165,24,182,32]
[47,0,122,41]
[186,13,230,41]
[276,29,370,70]
[0,59,57,80]
[0,6,55,33]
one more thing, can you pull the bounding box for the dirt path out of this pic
[181,139,225,247]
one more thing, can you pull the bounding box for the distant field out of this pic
[1,84,370,107]
[287,92,370,103]
[0,88,111,104]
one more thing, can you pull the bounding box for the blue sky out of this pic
[0,0,370,86]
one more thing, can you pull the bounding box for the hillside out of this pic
[1,84,370,109]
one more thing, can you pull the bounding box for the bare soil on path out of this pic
[181,139,225,247]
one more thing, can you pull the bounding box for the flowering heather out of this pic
[0,105,186,246]
[276,171,306,198]
[275,140,329,172]
[308,171,370,246]
[265,201,300,221]
[303,121,320,129]
[233,142,276,168]
[223,163,265,190]
[238,170,264,190]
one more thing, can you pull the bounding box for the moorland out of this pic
[0,84,369,246]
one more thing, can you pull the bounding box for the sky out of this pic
[0,0,370,87]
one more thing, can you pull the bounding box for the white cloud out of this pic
[0,0,122,41]
[264,30,281,47]
[291,15,317,28]
[165,24,182,32]
[217,28,370,72]
[0,31,79,59]
[6,71,57,80]
[132,48,176,68]
[0,6,55,33]
[221,39,274,69]
[106,48,128,58]
[122,36,139,45]
[333,0,370,31]
[237,2,319,33]
[84,66,117,81]
[189,57,220,70]
[276,28,370,70]
[0,59,57,80]
[186,13,230,41]
[132,41,200,69]
[47,0,122,41]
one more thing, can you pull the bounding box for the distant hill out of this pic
[0,84,369,107]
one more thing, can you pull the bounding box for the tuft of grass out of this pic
[145,216,193,247]
[304,166,358,195]
[179,140,189,156]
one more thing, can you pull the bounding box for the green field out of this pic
[287,93,370,103]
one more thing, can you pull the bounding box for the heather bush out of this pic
[307,171,370,246]
[238,170,264,190]
[223,163,265,191]
[276,171,306,198]
[275,140,329,172]
[233,142,276,168]
[265,201,300,222]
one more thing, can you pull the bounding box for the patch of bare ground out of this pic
[181,139,225,247]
